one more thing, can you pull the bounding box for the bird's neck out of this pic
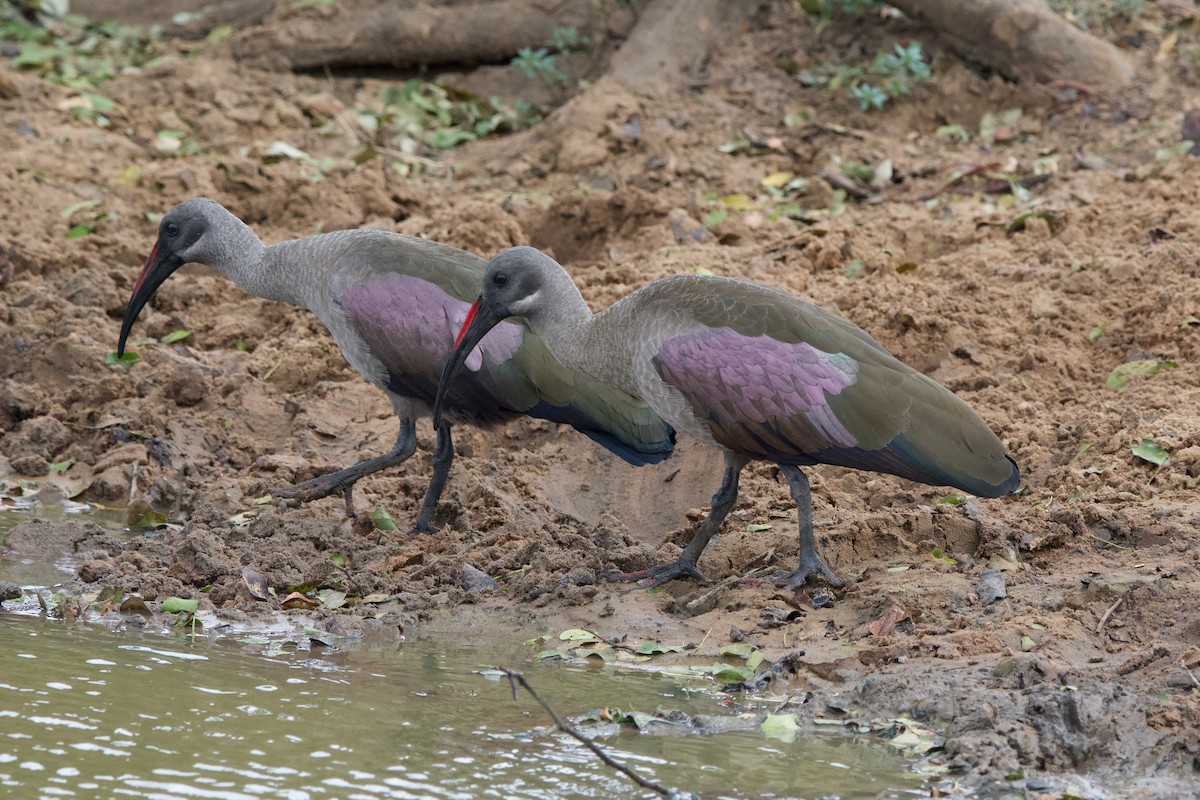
[525,275,637,393]
[220,234,317,309]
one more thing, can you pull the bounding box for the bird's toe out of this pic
[603,560,711,587]
[774,557,845,591]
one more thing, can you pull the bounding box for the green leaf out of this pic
[1106,359,1178,389]
[162,597,198,614]
[105,351,140,370]
[761,713,800,741]
[12,41,61,68]
[66,224,93,239]
[701,208,728,227]
[1131,439,1169,466]
[1087,326,1105,344]
[1007,209,1063,234]
[1155,141,1194,162]
[746,523,773,532]
[936,494,967,506]
[720,643,756,659]
[575,645,616,662]
[60,200,102,219]
[206,25,234,44]
[370,505,398,531]
[747,650,765,671]
[635,641,684,655]
[49,458,75,474]
[160,329,191,344]
[328,552,348,568]
[712,665,754,684]
[559,628,599,641]
[80,92,114,112]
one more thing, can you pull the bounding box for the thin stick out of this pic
[1096,597,1123,635]
[499,668,673,797]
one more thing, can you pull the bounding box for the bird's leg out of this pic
[409,423,453,534]
[775,466,845,590]
[605,452,749,587]
[271,418,418,517]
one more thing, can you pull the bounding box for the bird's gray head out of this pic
[117,198,253,356]
[154,197,238,268]
[477,245,564,321]
[432,246,575,428]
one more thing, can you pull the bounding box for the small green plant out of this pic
[0,5,165,90]
[805,0,882,31]
[827,0,882,13]
[1108,0,1143,18]
[511,47,564,83]
[850,83,887,111]
[510,26,588,85]
[352,80,540,157]
[798,41,932,112]
[852,42,932,110]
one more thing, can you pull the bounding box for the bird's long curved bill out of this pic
[432,298,505,429]
[117,244,183,356]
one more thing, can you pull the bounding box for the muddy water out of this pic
[0,616,927,800]
[0,502,131,587]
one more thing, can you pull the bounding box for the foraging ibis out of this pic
[118,200,673,531]
[434,247,1020,588]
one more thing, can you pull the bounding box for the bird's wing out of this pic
[331,243,673,465]
[650,279,1017,496]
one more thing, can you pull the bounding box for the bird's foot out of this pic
[403,503,441,535]
[772,553,846,591]
[269,474,358,517]
[603,559,711,588]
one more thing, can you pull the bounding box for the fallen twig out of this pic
[1096,596,1123,635]
[499,668,680,798]
[684,576,742,613]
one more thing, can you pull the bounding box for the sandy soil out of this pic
[2,1,1200,796]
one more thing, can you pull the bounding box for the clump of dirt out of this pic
[3,0,1200,794]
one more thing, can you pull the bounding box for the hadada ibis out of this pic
[118,200,673,531]
[434,246,1020,588]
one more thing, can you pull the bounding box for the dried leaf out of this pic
[241,566,269,600]
[868,605,910,637]
[281,592,318,610]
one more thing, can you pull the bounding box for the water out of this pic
[0,618,928,800]
[1,502,928,798]
[0,499,132,588]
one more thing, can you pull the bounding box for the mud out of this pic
[2,1,1200,796]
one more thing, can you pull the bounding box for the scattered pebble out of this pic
[459,564,497,592]
[977,568,1007,606]
[0,581,21,604]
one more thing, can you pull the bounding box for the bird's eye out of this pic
[165,222,180,237]
[493,272,508,287]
